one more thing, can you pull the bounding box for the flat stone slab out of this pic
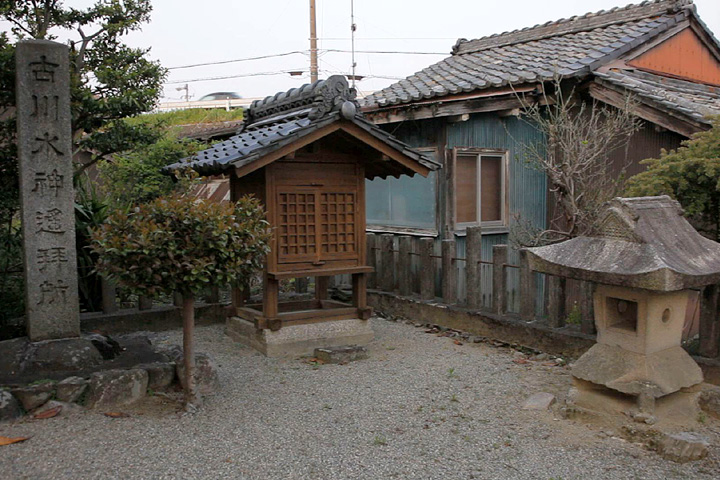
[522,392,556,410]
[314,345,368,364]
[657,432,710,463]
[227,316,374,357]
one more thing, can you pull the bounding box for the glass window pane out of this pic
[456,154,478,223]
[480,155,502,222]
[365,153,437,229]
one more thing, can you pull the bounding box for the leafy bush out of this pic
[92,194,270,299]
[97,134,205,208]
[91,193,270,407]
[626,117,720,240]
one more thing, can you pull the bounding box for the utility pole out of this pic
[350,0,356,89]
[176,83,189,102]
[309,0,318,83]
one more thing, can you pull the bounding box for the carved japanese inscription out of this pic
[16,40,80,341]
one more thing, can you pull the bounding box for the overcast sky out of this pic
[16,1,720,102]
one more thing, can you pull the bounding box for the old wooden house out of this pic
[360,0,720,310]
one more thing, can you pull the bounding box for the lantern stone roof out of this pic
[525,196,720,291]
[165,75,440,179]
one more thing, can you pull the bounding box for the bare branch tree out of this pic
[512,77,641,246]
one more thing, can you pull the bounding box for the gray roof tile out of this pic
[362,0,702,109]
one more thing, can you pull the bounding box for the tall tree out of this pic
[0,0,167,174]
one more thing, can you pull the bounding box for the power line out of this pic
[167,51,308,70]
[323,48,446,55]
[318,37,456,40]
[164,69,309,85]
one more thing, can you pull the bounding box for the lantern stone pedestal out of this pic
[526,196,720,423]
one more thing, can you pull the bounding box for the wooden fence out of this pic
[364,228,720,359]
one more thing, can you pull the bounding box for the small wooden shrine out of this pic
[168,76,439,355]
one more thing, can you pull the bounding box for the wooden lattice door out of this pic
[273,162,361,271]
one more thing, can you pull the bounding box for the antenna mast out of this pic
[350,0,357,88]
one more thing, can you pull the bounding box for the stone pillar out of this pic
[16,40,79,341]
[441,239,457,304]
[398,236,412,296]
[100,278,118,314]
[465,226,482,309]
[492,245,508,315]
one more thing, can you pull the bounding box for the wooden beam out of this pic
[589,83,707,138]
[339,122,432,177]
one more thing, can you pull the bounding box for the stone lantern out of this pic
[525,196,720,419]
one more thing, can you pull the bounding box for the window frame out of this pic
[452,147,509,232]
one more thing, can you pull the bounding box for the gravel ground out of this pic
[2,318,720,480]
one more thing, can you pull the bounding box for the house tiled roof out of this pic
[361,0,702,109]
[165,76,440,177]
[595,69,720,122]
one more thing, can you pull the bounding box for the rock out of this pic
[176,353,220,395]
[532,353,549,361]
[139,362,176,390]
[155,344,183,363]
[32,400,83,417]
[314,345,368,364]
[632,412,657,425]
[699,387,720,420]
[26,337,103,374]
[11,381,56,411]
[56,376,88,403]
[0,337,30,376]
[86,369,149,409]
[0,388,22,422]
[512,351,526,359]
[522,392,556,410]
[657,432,709,463]
[83,333,122,360]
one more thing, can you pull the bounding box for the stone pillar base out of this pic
[226,316,374,357]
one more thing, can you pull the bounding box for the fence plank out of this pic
[546,275,566,328]
[101,279,118,314]
[700,284,720,358]
[398,236,413,296]
[518,249,535,321]
[492,245,508,315]
[366,233,377,289]
[138,296,152,311]
[419,237,434,300]
[579,281,596,335]
[465,226,482,309]
[442,239,457,304]
[380,234,395,292]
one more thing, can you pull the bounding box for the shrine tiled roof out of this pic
[361,1,710,110]
[166,76,440,178]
